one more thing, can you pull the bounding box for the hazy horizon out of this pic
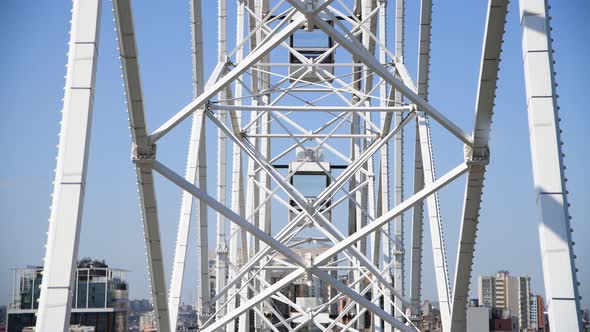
[1,0,589,311]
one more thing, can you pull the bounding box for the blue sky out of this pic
[1,0,589,310]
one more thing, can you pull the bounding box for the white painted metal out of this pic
[35,1,101,330]
[257,1,274,327]
[112,0,170,330]
[149,14,307,143]
[152,158,414,332]
[209,104,411,112]
[409,0,431,318]
[519,0,582,330]
[207,111,423,330]
[215,0,230,322]
[242,103,259,332]
[393,41,453,331]
[168,0,208,328]
[38,1,583,331]
[195,109,211,327]
[393,0,406,325]
[287,0,473,147]
[450,1,508,330]
[377,2,393,331]
[358,2,373,329]
[227,2,246,331]
[207,105,416,306]
[313,162,469,265]
[416,115,452,330]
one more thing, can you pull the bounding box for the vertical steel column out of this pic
[242,105,259,332]
[195,115,211,325]
[112,0,170,330]
[393,0,405,324]
[250,2,269,329]
[417,115,451,330]
[168,0,208,327]
[360,1,375,330]
[258,0,273,327]
[36,1,101,330]
[228,1,247,331]
[350,51,365,329]
[195,132,211,326]
[519,1,582,330]
[450,1,508,330]
[184,0,212,326]
[390,0,452,327]
[409,0,431,318]
[366,131,379,330]
[215,0,230,321]
[376,2,394,331]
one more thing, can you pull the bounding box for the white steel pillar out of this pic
[350,101,364,331]
[248,3,264,328]
[36,1,101,330]
[519,1,582,330]
[168,0,208,328]
[257,1,273,328]
[349,3,363,326]
[417,114,451,330]
[196,131,211,326]
[215,0,230,321]
[395,57,452,330]
[227,1,247,331]
[409,0,431,317]
[360,1,372,330]
[450,1,508,330]
[377,1,393,330]
[393,0,405,324]
[113,0,170,329]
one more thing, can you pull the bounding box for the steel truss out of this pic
[37,0,582,331]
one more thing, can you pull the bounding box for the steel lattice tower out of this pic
[35,0,582,331]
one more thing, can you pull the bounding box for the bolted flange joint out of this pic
[464,145,490,167]
[131,143,157,167]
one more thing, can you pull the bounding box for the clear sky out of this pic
[1,0,589,310]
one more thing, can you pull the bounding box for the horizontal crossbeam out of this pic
[209,104,412,113]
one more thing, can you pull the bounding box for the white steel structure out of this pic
[36,0,582,331]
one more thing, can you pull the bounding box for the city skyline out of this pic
[1,0,589,318]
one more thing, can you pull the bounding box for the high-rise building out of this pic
[478,271,532,331]
[129,299,151,313]
[529,295,545,331]
[6,259,128,332]
[530,296,539,330]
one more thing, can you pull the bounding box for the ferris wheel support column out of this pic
[168,0,209,328]
[519,1,582,330]
[215,0,230,322]
[350,81,365,331]
[350,1,363,324]
[409,0,431,319]
[187,0,212,326]
[112,0,171,330]
[393,0,406,326]
[450,1,508,330]
[396,58,452,332]
[360,0,374,330]
[36,1,101,330]
[227,1,247,331]
[376,1,392,331]
[258,1,273,328]
[243,2,262,330]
